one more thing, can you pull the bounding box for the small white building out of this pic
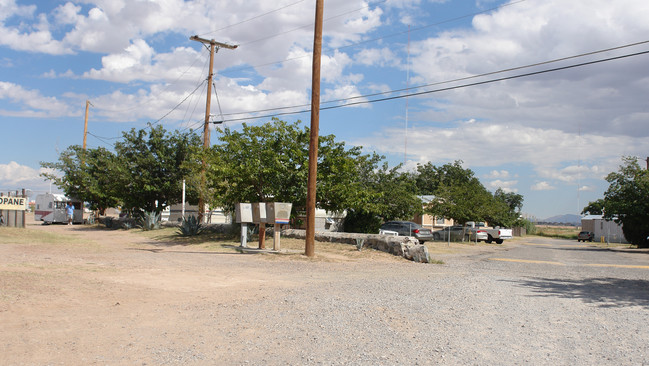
[581,215,627,244]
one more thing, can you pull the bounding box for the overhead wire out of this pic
[78,0,527,136]
[212,47,649,124]
[148,79,207,127]
[181,51,212,130]
[215,40,649,118]
[87,132,118,147]
[92,46,209,114]
[218,0,526,77]
[197,0,308,38]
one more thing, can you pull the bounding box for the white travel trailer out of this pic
[34,193,83,224]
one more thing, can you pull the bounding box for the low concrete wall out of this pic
[282,229,430,263]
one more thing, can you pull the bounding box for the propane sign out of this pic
[0,196,27,210]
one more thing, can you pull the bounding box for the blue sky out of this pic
[1,0,649,220]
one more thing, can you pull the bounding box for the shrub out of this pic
[140,211,161,231]
[178,215,203,236]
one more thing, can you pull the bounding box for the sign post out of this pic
[235,203,253,248]
[266,202,292,251]
[252,203,268,249]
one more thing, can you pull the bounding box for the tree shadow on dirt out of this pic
[513,277,649,309]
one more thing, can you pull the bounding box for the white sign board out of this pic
[0,196,27,211]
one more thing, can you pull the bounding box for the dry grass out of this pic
[0,226,92,246]
[132,227,409,263]
[534,225,580,239]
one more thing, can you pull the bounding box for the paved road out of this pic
[478,236,649,281]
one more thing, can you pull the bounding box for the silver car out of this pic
[432,226,465,241]
[379,221,434,244]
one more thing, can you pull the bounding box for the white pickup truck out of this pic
[464,221,513,244]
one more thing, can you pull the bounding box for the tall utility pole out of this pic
[83,100,90,151]
[190,35,237,223]
[305,0,325,258]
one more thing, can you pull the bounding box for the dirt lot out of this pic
[0,219,507,365]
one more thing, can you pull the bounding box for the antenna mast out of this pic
[405,25,410,165]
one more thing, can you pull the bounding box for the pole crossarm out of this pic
[190,35,238,50]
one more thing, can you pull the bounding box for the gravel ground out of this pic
[202,258,649,366]
[2,224,648,365]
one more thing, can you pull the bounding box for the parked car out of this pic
[577,231,594,242]
[464,221,513,244]
[432,226,465,241]
[379,221,434,244]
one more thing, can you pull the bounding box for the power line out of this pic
[149,79,207,127]
[92,47,209,114]
[87,132,118,147]
[198,0,308,37]
[238,0,390,48]
[213,48,649,124]
[216,40,649,118]
[218,0,525,77]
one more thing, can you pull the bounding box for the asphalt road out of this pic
[481,236,649,278]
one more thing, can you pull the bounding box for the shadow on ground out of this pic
[512,277,649,309]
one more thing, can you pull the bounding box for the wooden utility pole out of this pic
[190,35,237,223]
[83,100,90,151]
[305,0,325,258]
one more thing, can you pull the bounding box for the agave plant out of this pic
[140,210,161,231]
[178,215,203,236]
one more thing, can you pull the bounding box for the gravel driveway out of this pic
[1,225,648,365]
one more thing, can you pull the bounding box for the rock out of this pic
[282,229,430,263]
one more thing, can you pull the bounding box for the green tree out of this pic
[581,199,605,215]
[420,161,493,225]
[114,125,201,214]
[208,119,374,215]
[488,188,524,227]
[344,163,423,233]
[41,145,121,214]
[416,161,523,227]
[602,156,649,247]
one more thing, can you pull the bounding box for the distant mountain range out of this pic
[540,214,582,224]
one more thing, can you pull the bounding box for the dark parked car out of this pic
[379,221,434,244]
[577,231,594,242]
[432,226,466,241]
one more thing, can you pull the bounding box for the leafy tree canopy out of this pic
[42,125,201,215]
[581,198,605,215]
[602,156,649,247]
[114,125,201,214]
[41,145,120,214]
[420,161,522,227]
[208,119,422,233]
[208,119,375,214]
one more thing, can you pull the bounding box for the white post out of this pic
[241,223,248,248]
[182,179,186,220]
[274,223,281,251]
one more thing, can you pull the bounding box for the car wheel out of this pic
[577,239,581,242]
[495,239,503,244]
[419,240,425,244]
